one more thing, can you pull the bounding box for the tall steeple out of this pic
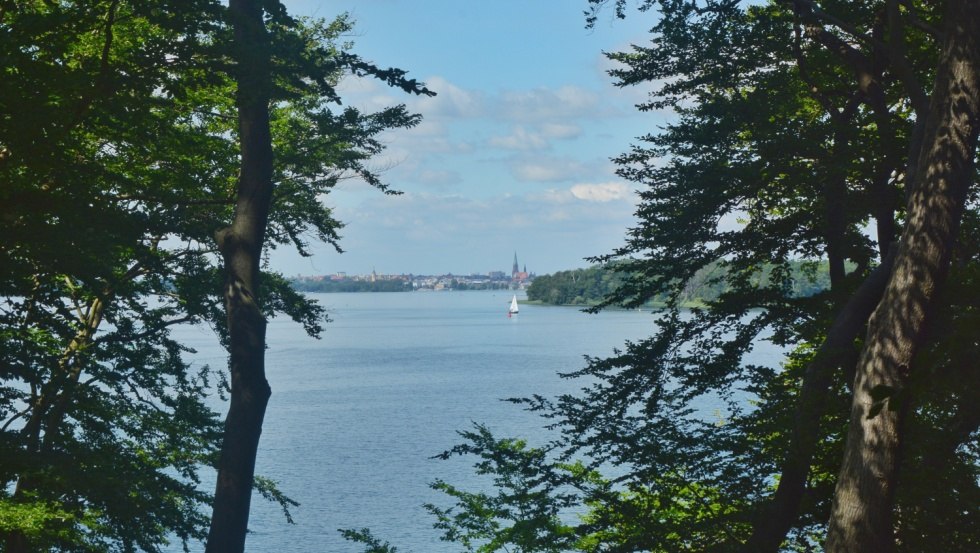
[512,252,519,277]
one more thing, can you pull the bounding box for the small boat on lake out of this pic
[508,295,519,315]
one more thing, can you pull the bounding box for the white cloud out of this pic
[408,119,449,137]
[338,78,614,127]
[540,123,582,139]
[487,123,583,152]
[510,156,600,183]
[412,76,485,119]
[274,187,639,276]
[497,85,606,122]
[530,188,575,204]
[488,126,549,151]
[336,74,383,95]
[413,168,462,186]
[570,182,631,202]
[335,75,403,113]
[513,162,575,182]
[337,75,485,121]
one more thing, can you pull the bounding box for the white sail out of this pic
[509,295,519,314]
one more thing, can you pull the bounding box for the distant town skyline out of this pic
[288,252,538,279]
[268,1,666,277]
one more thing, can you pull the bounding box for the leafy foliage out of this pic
[0,1,430,550]
[424,425,582,553]
[527,261,834,307]
[527,265,628,306]
[421,1,978,552]
[340,528,402,553]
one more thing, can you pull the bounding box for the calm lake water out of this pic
[167,291,764,552]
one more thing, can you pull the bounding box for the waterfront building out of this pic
[511,252,530,282]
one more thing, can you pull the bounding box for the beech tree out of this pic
[826,1,980,550]
[1,1,430,551]
[204,0,278,548]
[204,2,433,551]
[568,1,979,550]
[1,3,232,549]
[413,1,978,552]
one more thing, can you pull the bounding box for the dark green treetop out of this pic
[0,1,430,550]
[408,1,976,552]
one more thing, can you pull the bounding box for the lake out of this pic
[166,290,729,552]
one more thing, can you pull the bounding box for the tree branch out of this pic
[791,0,879,48]
[744,247,896,553]
[886,0,929,116]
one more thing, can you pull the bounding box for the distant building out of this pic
[511,252,529,282]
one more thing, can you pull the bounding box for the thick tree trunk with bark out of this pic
[205,0,275,551]
[744,249,894,552]
[826,2,980,551]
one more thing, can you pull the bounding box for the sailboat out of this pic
[508,294,519,315]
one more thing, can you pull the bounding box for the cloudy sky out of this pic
[275,0,668,277]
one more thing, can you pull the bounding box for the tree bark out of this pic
[826,2,980,551]
[824,110,857,287]
[743,248,894,552]
[205,0,275,551]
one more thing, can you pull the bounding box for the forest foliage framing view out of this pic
[1,0,978,552]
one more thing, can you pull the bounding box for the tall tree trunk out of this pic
[824,115,855,287]
[743,249,895,552]
[826,2,980,551]
[205,0,274,551]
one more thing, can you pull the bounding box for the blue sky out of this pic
[275,1,668,277]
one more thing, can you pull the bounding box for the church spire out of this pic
[512,252,519,277]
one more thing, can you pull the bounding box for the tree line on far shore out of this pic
[292,279,413,293]
[527,260,835,306]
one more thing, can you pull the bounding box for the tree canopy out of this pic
[4,0,978,552]
[0,1,429,550]
[399,1,979,552]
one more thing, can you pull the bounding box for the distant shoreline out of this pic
[290,278,523,294]
[296,290,686,310]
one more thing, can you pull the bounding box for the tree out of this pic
[203,0,277,549]
[526,265,628,306]
[1,2,430,551]
[425,426,582,553]
[826,2,980,550]
[427,1,978,552]
[563,1,978,550]
[1,3,232,549]
[204,3,433,551]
